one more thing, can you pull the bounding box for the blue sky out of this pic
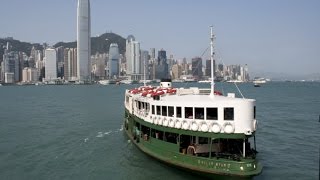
[0,0,319,77]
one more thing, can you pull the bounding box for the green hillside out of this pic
[54,32,126,55]
[0,32,126,62]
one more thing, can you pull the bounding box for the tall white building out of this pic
[140,50,149,80]
[125,35,141,80]
[108,43,120,79]
[44,48,57,81]
[77,0,91,82]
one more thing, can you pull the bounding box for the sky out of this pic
[0,0,319,77]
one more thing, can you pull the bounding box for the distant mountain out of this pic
[252,71,320,81]
[0,32,126,62]
[0,38,43,59]
[54,33,126,55]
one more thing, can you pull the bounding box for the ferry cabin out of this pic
[124,85,261,177]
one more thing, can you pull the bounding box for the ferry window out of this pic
[164,132,178,144]
[151,128,156,138]
[141,125,150,136]
[224,107,234,120]
[138,101,141,109]
[185,107,193,119]
[162,106,167,116]
[195,108,204,119]
[156,106,161,115]
[152,105,155,114]
[155,130,163,140]
[176,107,182,118]
[254,106,256,119]
[153,95,160,101]
[168,106,174,117]
[199,137,209,144]
[207,108,218,120]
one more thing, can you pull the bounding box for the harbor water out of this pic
[0,82,319,179]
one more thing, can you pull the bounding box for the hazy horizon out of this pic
[0,0,319,77]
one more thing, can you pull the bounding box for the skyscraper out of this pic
[155,49,169,79]
[125,35,141,80]
[64,48,77,81]
[192,57,203,80]
[140,50,150,80]
[56,46,65,78]
[2,43,20,83]
[171,64,182,80]
[205,59,215,77]
[44,48,57,81]
[77,0,91,82]
[108,43,120,79]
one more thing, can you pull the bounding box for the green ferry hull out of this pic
[124,110,262,179]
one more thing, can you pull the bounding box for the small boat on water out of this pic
[123,27,262,178]
[226,80,244,83]
[98,79,116,85]
[120,79,135,84]
[172,79,185,83]
[253,78,267,87]
[252,78,267,84]
[198,80,211,83]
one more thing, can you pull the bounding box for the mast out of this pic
[210,26,215,97]
[143,53,146,86]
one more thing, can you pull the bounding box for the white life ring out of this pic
[158,117,163,126]
[153,116,158,124]
[182,120,189,130]
[191,121,199,131]
[211,122,221,133]
[169,118,175,127]
[163,117,169,126]
[200,121,209,132]
[253,119,257,131]
[175,119,182,129]
[153,116,158,125]
[223,122,235,134]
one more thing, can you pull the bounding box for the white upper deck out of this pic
[125,27,257,135]
[125,85,257,135]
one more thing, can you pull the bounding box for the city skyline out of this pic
[0,0,319,77]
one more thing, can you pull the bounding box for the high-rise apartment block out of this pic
[91,53,107,80]
[44,48,57,81]
[155,49,169,79]
[192,57,202,80]
[171,64,182,80]
[1,42,20,83]
[22,67,38,82]
[64,48,78,81]
[125,35,141,80]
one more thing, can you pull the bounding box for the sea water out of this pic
[0,82,319,179]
